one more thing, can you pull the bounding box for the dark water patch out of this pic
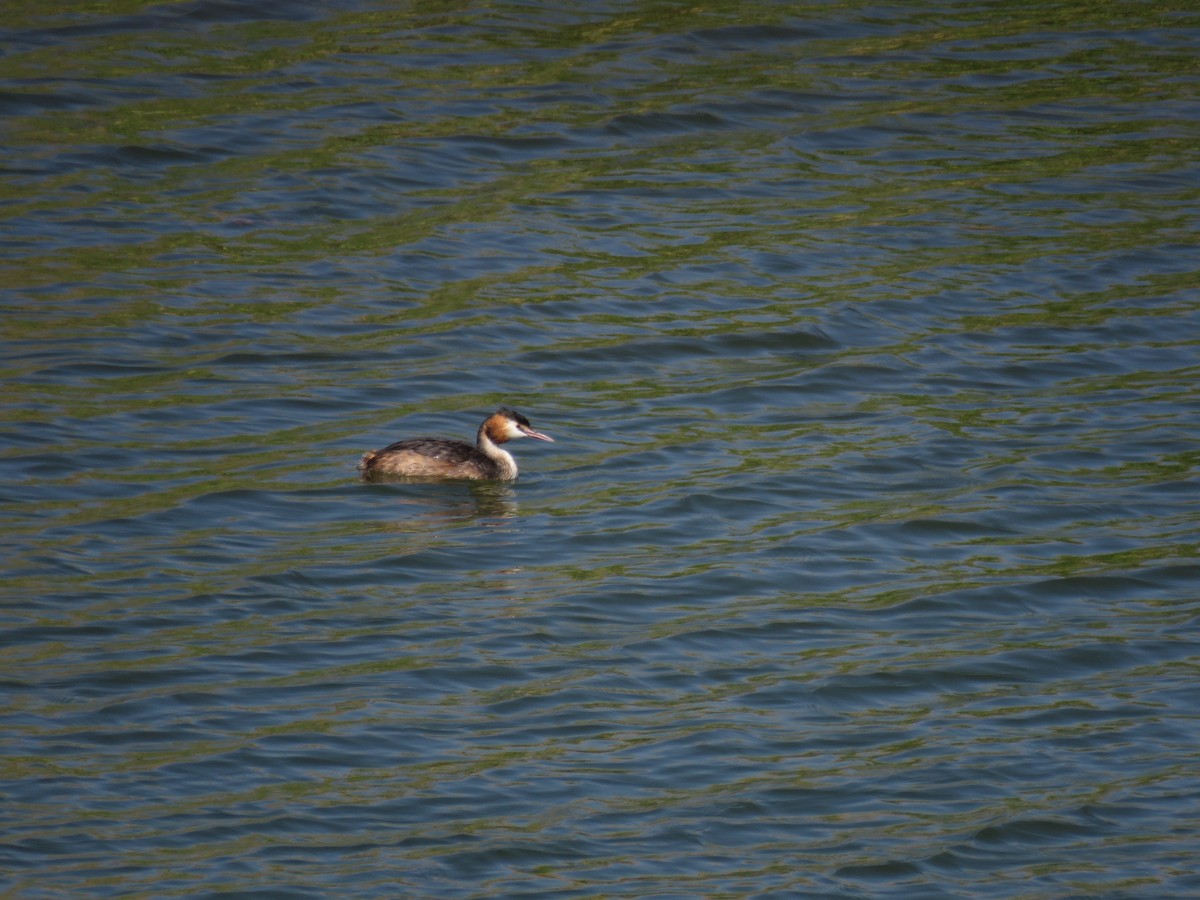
[90,143,227,171]
[439,133,577,160]
[0,88,100,115]
[4,0,326,48]
[605,110,732,138]
[689,23,823,50]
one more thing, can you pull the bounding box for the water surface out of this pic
[2,1,1199,897]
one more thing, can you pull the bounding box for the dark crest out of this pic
[496,406,531,427]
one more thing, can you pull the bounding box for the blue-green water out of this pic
[2,2,1199,897]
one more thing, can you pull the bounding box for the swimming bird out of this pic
[358,407,554,481]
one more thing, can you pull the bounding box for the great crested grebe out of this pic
[358,407,554,481]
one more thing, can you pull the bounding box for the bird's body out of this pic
[359,407,553,481]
